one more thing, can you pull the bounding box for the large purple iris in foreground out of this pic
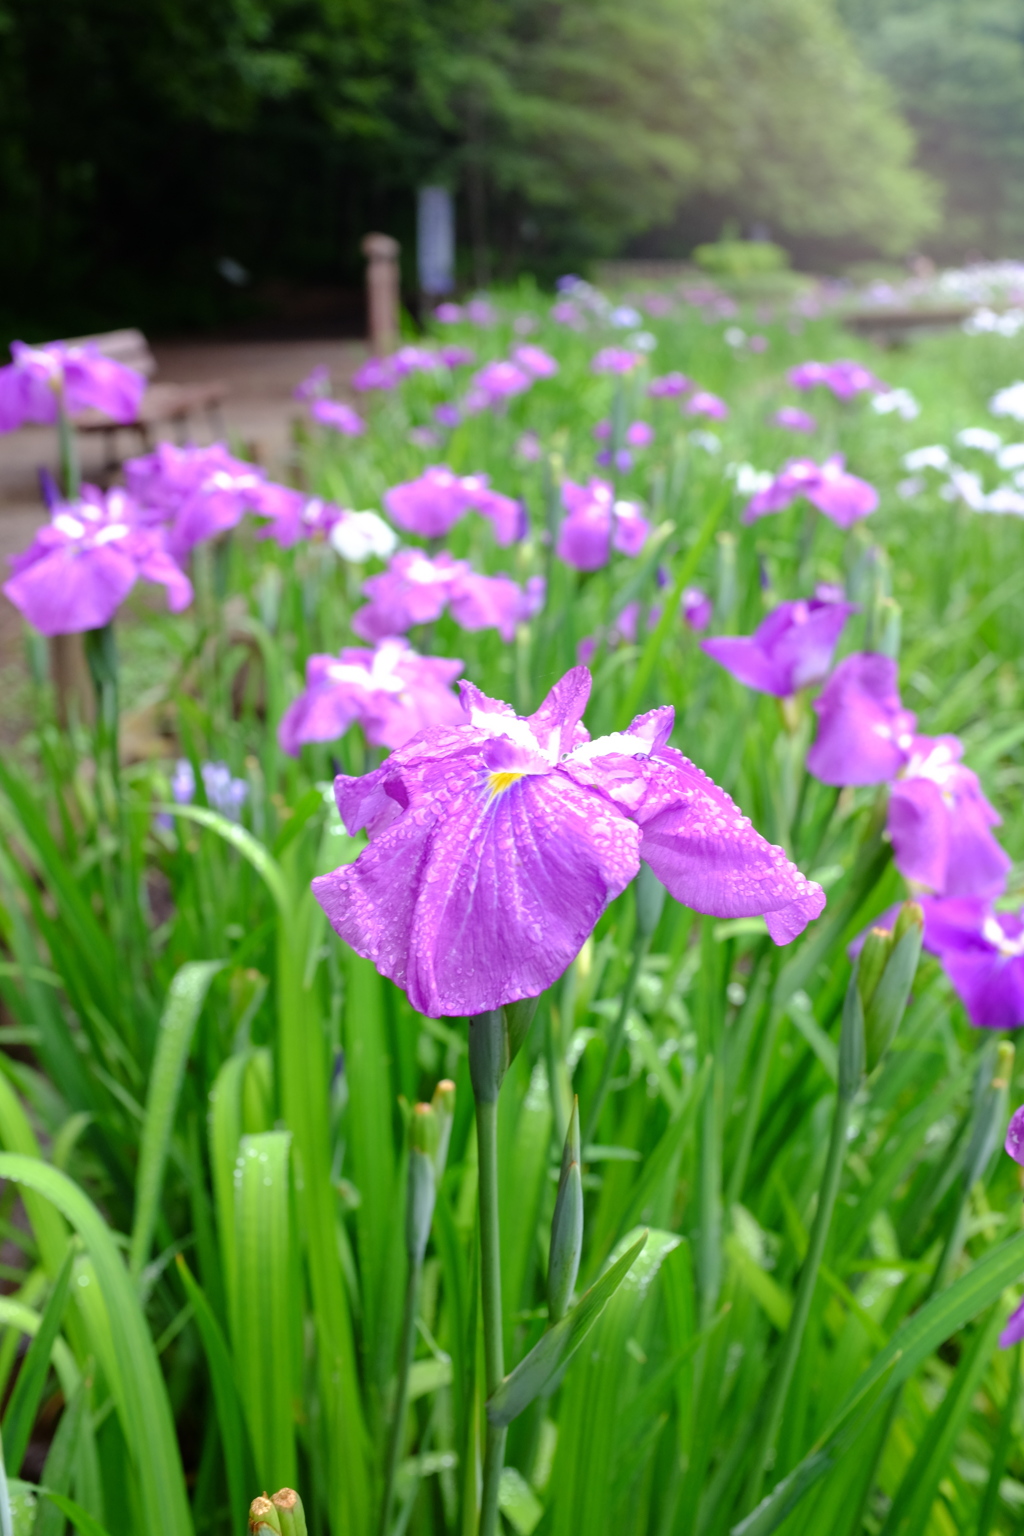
[313,667,825,1016]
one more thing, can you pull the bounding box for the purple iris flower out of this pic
[683,587,713,631]
[439,346,476,369]
[352,357,398,391]
[869,897,1024,1033]
[551,301,585,329]
[352,550,468,640]
[685,391,729,421]
[648,373,691,398]
[311,399,365,436]
[0,340,145,431]
[702,589,855,698]
[773,406,817,433]
[279,638,464,755]
[294,366,331,402]
[556,479,650,570]
[806,653,916,785]
[466,298,496,326]
[383,466,522,545]
[593,420,612,442]
[434,403,462,429]
[512,345,559,379]
[887,737,1011,899]
[625,421,654,447]
[311,667,825,1016]
[449,572,547,641]
[788,359,885,400]
[516,431,543,462]
[3,486,192,634]
[252,489,351,549]
[742,455,878,528]
[470,360,532,405]
[808,655,1011,899]
[592,348,641,375]
[435,303,463,324]
[124,442,269,558]
[200,762,250,821]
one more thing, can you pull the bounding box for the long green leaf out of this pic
[0,1156,193,1536]
[2,1248,74,1475]
[37,1492,113,1536]
[232,1131,298,1491]
[33,1375,87,1536]
[487,1232,648,1427]
[176,1255,254,1536]
[732,1229,1024,1536]
[130,961,223,1281]
[154,805,289,913]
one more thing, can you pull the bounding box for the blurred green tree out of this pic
[841,0,1024,258]
[0,0,936,331]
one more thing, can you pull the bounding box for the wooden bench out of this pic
[70,328,228,466]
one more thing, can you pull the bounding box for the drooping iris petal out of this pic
[314,745,642,1017]
[888,740,1010,899]
[702,594,854,698]
[806,653,916,786]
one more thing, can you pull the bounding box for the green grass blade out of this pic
[0,1155,193,1536]
[232,1131,298,1492]
[37,1491,113,1536]
[1,1247,74,1474]
[129,961,223,1281]
[33,1375,87,1536]
[154,805,288,913]
[0,1067,70,1279]
[175,1255,254,1535]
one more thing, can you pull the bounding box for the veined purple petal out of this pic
[703,595,854,698]
[313,749,641,1016]
[806,653,916,786]
[889,737,1011,898]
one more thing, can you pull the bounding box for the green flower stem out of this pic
[57,399,81,498]
[741,1075,854,1512]
[83,622,120,789]
[476,1093,506,1536]
[378,1254,423,1536]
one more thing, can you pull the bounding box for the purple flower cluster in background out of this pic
[809,654,1011,903]
[592,348,641,376]
[685,391,729,421]
[3,485,192,634]
[383,466,524,545]
[788,359,886,401]
[0,339,145,431]
[164,759,249,822]
[310,399,365,437]
[556,479,650,570]
[352,550,545,644]
[772,406,817,434]
[313,667,825,1016]
[648,372,691,398]
[279,638,464,754]
[702,587,855,698]
[742,455,879,528]
[577,586,712,664]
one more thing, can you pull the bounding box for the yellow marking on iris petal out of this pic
[487,770,524,800]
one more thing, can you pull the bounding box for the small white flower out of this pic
[997,442,1024,470]
[329,510,398,563]
[990,382,1024,420]
[902,445,949,471]
[689,430,721,454]
[956,426,1003,452]
[724,326,746,348]
[627,330,658,352]
[871,388,920,420]
[609,305,642,328]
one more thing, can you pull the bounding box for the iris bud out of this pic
[249,1497,282,1535]
[857,928,892,1013]
[271,1490,308,1536]
[862,901,923,1074]
[635,862,667,941]
[431,1079,456,1181]
[548,1097,584,1322]
[407,1105,438,1265]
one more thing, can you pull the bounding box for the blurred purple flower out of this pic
[434,403,462,429]
[870,897,1024,1033]
[626,421,654,447]
[408,427,442,449]
[701,589,855,698]
[685,391,729,421]
[749,335,769,353]
[311,399,366,436]
[435,303,463,323]
[516,431,543,463]
[294,365,331,401]
[592,348,641,375]
[0,340,145,431]
[383,465,522,545]
[279,638,464,755]
[742,455,878,528]
[788,359,885,400]
[125,442,269,558]
[393,346,440,377]
[773,406,817,433]
[683,587,713,631]
[312,667,825,1015]
[648,372,690,398]
[352,356,398,391]
[512,345,559,379]
[439,345,476,369]
[466,298,497,325]
[471,360,532,405]
[593,420,612,442]
[551,301,586,329]
[806,653,916,785]
[556,479,650,570]
[4,485,192,634]
[200,762,249,821]
[449,571,546,641]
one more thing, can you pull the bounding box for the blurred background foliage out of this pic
[0,0,953,335]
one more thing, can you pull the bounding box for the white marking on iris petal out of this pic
[53,514,85,539]
[92,523,130,545]
[982,915,1024,958]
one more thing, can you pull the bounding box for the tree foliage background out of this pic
[0,0,994,333]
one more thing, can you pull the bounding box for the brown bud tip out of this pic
[249,1496,280,1534]
[272,1490,299,1511]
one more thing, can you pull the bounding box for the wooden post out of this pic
[361,233,401,355]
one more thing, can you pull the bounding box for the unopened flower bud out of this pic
[635,862,667,940]
[857,928,893,1013]
[409,1102,439,1161]
[469,1009,509,1103]
[994,1041,1016,1092]
[271,1490,308,1536]
[504,997,539,1064]
[406,1106,438,1265]
[862,901,923,1074]
[431,1079,456,1180]
[548,1097,584,1322]
[249,1497,282,1535]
